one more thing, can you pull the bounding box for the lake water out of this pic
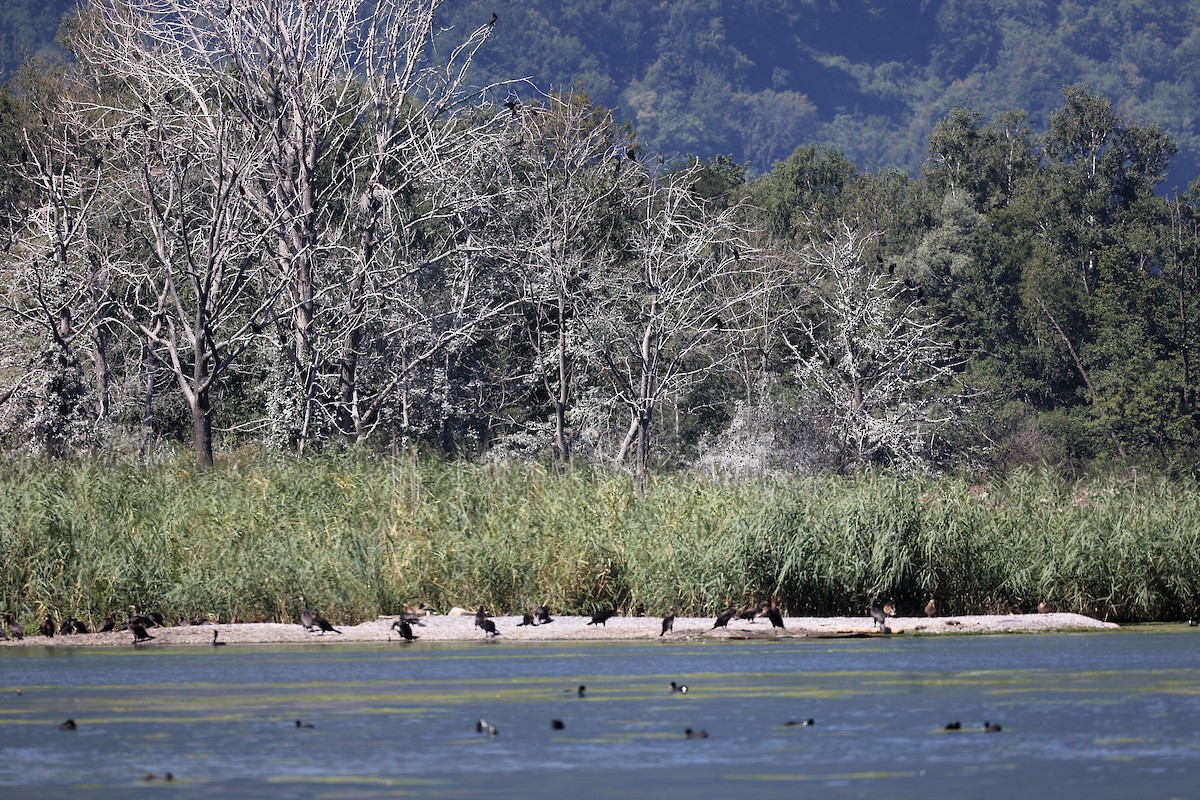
[1,630,1198,798]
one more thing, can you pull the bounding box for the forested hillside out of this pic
[6,1,1200,185]
[3,0,1200,484]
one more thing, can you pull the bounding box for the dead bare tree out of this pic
[584,164,774,492]
[787,222,967,470]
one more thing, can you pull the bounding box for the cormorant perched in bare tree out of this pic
[503,98,519,118]
[488,11,497,26]
[392,618,417,642]
[588,609,616,626]
[660,610,675,636]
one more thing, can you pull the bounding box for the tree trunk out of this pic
[191,385,213,470]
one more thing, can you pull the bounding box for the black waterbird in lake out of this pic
[392,618,418,642]
[784,718,815,727]
[670,681,688,694]
[295,720,314,728]
[588,608,616,626]
[660,610,675,636]
[945,721,961,730]
[59,719,76,731]
[685,728,708,739]
[576,685,586,697]
[984,721,1002,733]
[551,719,565,730]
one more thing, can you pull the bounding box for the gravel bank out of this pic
[0,611,1118,648]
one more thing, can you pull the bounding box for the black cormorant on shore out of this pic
[711,605,737,629]
[476,617,500,636]
[131,624,155,643]
[660,610,675,636]
[212,630,226,646]
[517,611,536,627]
[40,616,55,637]
[587,609,616,626]
[766,603,785,630]
[392,618,417,642]
[536,605,553,624]
[312,613,341,635]
[97,615,115,633]
[869,602,889,632]
[299,596,315,631]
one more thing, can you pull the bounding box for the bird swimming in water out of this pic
[551,719,565,730]
[59,719,77,731]
[924,598,937,618]
[131,623,155,643]
[476,617,500,636]
[984,720,1002,733]
[535,605,553,624]
[670,681,688,694]
[944,721,961,730]
[660,610,675,636]
[295,720,314,728]
[587,609,616,626]
[784,718,815,727]
[684,728,708,739]
[299,596,315,631]
[212,630,226,646]
[711,605,737,629]
[392,618,418,642]
[576,685,586,697]
[312,613,341,635]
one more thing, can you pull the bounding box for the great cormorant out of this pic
[587,609,616,626]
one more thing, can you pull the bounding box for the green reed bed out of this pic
[1,457,1198,632]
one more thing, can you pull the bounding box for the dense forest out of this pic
[6,1,1200,185]
[2,0,1200,486]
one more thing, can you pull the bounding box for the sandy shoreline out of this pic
[0,611,1117,648]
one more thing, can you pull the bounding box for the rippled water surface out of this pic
[1,630,1198,798]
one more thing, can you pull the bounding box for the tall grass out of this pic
[1,455,1198,632]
